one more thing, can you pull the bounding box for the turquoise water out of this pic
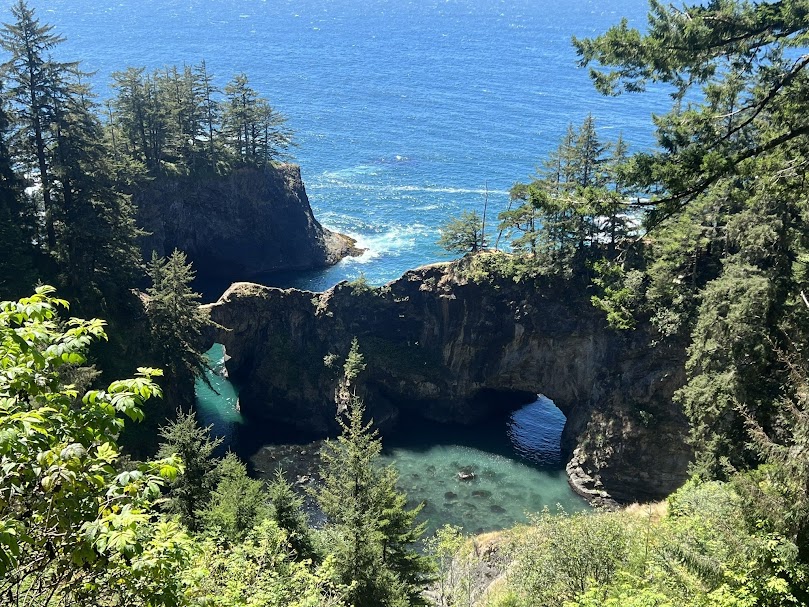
[195,344,244,437]
[382,397,586,535]
[196,344,586,535]
[5,0,670,296]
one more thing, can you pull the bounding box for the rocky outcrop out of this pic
[137,164,361,281]
[202,258,692,503]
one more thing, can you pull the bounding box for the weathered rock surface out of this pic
[202,258,692,503]
[137,164,361,280]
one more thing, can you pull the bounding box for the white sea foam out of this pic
[330,223,431,264]
[311,179,509,197]
[321,165,380,180]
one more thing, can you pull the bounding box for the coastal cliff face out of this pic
[203,260,691,504]
[137,164,359,280]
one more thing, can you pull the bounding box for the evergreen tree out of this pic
[111,67,173,173]
[571,113,606,189]
[499,182,543,256]
[500,116,627,276]
[157,409,222,531]
[145,249,210,408]
[437,210,485,254]
[317,342,431,607]
[51,70,142,298]
[0,0,75,252]
[268,468,316,562]
[600,132,631,255]
[0,83,35,297]
[110,67,151,165]
[223,73,291,166]
[1,3,142,302]
[196,60,221,169]
[199,453,271,542]
[223,73,258,163]
[575,0,809,475]
[543,123,577,197]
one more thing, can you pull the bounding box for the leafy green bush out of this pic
[508,509,630,607]
[348,272,375,296]
[186,520,347,607]
[0,286,192,606]
[486,481,807,607]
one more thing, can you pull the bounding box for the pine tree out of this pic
[111,67,173,173]
[223,73,291,166]
[196,60,221,169]
[223,73,258,163]
[110,67,150,164]
[573,0,809,475]
[0,82,35,297]
[499,182,543,256]
[317,341,431,607]
[437,210,485,254]
[157,409,222,531]
[145,250,210,408]
[51,69,141,297]
[0,0,76,252]
[268,468,316,562]
[600,132,630,254]
[199,452,271,541]
[500,117,624,275]
[571,113,606,189]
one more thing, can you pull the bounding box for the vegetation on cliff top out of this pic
[432,0,809,604]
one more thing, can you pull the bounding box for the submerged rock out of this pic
[458,470,476,481]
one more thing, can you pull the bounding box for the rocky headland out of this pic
[137,164,361,282]
[202,256,692,505]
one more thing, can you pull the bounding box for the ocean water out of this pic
[5,0,670,292]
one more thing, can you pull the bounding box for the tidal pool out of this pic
[196,344,587,535]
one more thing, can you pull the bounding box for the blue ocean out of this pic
[8,0,671,531]
[5,0,669,291]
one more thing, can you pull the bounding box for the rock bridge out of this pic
[203,262,691,503]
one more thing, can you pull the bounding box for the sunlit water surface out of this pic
[7,0,670,297]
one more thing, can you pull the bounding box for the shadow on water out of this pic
[195,344,587,535]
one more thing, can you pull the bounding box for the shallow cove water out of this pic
[196,344,587,535]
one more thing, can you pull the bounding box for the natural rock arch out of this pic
[203,262,692,503]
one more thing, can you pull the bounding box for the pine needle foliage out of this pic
[317,341,432,607]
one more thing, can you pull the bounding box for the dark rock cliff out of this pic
[202,259,692,504]
[137,164,360,282]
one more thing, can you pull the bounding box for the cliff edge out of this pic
[137,164,361,281]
